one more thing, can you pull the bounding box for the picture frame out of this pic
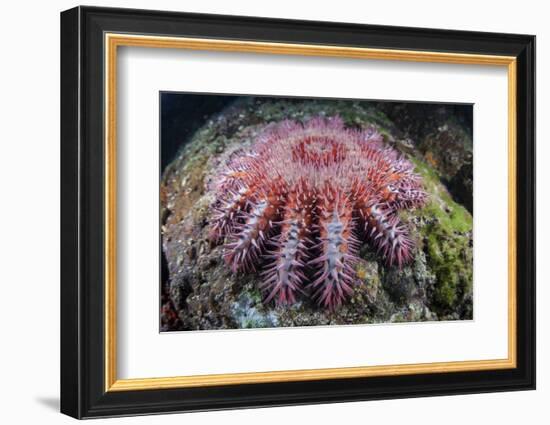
[60,5,536,419]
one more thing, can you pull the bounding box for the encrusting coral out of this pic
[208,116,427,309]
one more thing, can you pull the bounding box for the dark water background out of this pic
[161,93,235,170]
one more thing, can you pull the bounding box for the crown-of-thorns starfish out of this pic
[209,116,427,309]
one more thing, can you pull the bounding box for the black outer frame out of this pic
[60,5,536,419]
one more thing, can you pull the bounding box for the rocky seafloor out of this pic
[160,97,473,331]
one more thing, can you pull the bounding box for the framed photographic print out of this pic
[60,6,536,419]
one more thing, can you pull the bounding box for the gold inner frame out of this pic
[104,33,517,392]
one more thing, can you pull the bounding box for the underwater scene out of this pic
[160,94,473,331]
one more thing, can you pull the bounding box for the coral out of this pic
[208,116,427,309]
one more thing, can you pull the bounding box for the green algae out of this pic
[411,157,472,233]
[410,157,473,316]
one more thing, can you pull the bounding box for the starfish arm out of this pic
[309,193,359,310]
